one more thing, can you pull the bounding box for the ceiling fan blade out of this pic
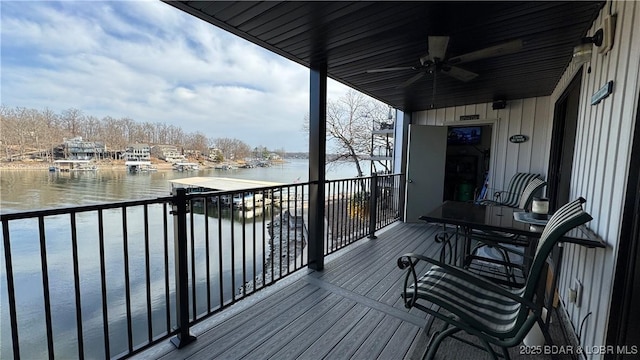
[397,72,426,88]
[443,66,479,82]
[366,66,415,73]
[427,36,450,61]
[448,39,523,65]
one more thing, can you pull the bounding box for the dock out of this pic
[168,177,283,192]
[52,159,97,171]
[169,177,286,209]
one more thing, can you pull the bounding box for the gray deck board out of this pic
[142,222,442,360]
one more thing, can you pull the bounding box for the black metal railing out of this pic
[1,174,402,359]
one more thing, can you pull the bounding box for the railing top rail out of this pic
[325,173,403,183]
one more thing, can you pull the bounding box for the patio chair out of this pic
[465,177,548,287]
[481,172,542,208]
[398,197,591,360]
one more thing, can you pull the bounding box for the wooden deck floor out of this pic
[136,222,440,360]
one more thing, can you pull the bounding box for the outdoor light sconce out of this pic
[572,28,602,66]
[583,28,605,47]
[573,14,616,66]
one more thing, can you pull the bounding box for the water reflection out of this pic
[0,159,365,358]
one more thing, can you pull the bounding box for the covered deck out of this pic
[136,222,436,359]
[136,222,563,360]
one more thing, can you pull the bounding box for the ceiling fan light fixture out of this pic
[419,54,431,66]
[427,36,450,61]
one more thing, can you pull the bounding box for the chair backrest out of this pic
[518,178,547,209]
[522,197,592,302]
[500,173,540,207]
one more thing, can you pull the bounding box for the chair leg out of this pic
[425,326,462,360]
[500,346,512,360]
[476,336,499,360]
[424,322,509,360]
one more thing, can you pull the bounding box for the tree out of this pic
[323,89,392,177]
[185,132,209,157]
[61,108,84,138]
[212,137,251,161]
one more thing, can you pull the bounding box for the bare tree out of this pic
[185,132,209,157]
[212,137,251,161]
[1,106,284,163]
[40,108,61,161]
[324,89,391,177]
[61,108,84,138]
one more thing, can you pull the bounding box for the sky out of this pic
[0,0,355,152]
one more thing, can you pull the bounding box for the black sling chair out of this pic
[398,197,591,360]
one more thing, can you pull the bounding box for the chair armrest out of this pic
[397,252,538,310]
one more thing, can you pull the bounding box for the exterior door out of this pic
[548,71,582,211]
[404,125,447,222]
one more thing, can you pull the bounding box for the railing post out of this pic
[368,173,378,239]
[170,188,196,348]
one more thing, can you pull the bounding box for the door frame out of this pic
[443,118,499,196]
[547,70,583,211]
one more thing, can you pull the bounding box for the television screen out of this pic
[447,126,482,145]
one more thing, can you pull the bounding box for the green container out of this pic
[456,183,474,202]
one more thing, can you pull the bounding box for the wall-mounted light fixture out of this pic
[582,28,604,47]
[572,28,603,66]
[572,12,618,66]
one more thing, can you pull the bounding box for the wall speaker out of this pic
[492,100,507,110]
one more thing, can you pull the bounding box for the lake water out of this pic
[0,159,368,359]
[0,159,367,212]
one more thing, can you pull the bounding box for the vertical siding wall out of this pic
[411,2,639,355]
[412,97,551,195]
[551,1,639,357]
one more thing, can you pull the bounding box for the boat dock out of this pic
[51,160,98,172]
[173,162,200,171]
[169,177,283,192]
[125,160,155,172]
[169,177,285,209]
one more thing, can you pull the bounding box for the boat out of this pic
[214,164,237,170]
[232,192,268,210]
[173,162,200,171]
[53,160,98,172]
[125,161,153,173]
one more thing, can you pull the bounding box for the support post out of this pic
[308,64,327,271]
[368,173,378,239]
[170,188,196,348]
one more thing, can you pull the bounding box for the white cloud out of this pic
[1,0,379,152]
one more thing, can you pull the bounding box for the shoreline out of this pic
[0,159,262,171]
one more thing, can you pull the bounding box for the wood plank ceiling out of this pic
[166,1,604,112]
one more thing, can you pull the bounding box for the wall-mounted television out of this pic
[447,126,482,145]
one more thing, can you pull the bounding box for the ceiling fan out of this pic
[367,36,524,88]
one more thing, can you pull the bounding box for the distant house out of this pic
[151,145,186,163]
[183,149,201,158]
[268,153,281,160]
[123,143,151,161]
[63,137,106,160]
[208,147,223,162]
